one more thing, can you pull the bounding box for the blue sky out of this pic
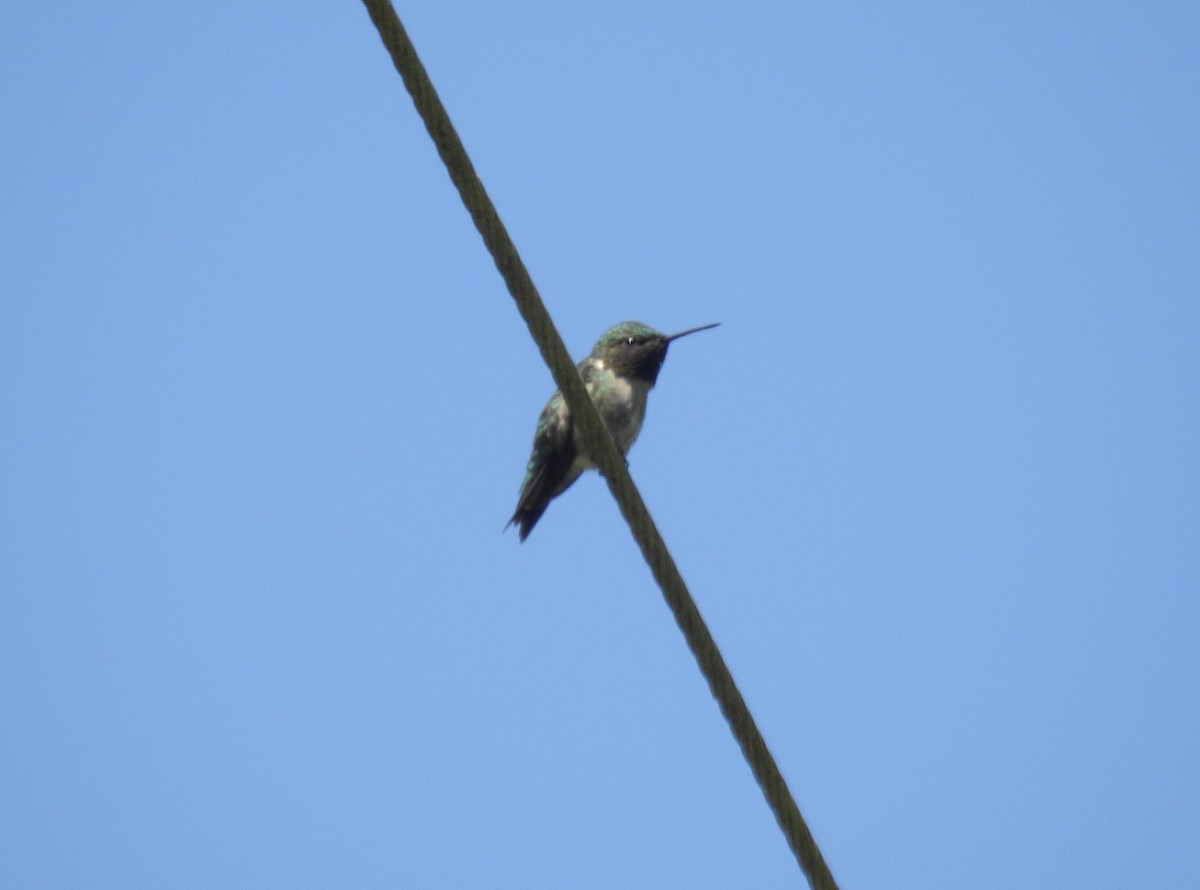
[3,3,1197,887]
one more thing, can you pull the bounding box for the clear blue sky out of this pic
[3,3,1197,887]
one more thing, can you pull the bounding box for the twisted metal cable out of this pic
[359,4,838,887]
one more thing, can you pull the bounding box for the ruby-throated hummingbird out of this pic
[506,320,720,541]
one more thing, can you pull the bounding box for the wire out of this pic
[359,4,839,887]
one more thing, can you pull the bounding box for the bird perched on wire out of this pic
[506,320,719,541]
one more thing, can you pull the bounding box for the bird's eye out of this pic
[625,337,636,346]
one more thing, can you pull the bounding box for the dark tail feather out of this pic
[506,441,577,543]
[505,501,548,543]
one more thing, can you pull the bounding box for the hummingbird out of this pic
[506,320,720,542]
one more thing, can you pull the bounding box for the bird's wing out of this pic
[508,394,576,541]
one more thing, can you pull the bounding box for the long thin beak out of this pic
[664,322,721,343]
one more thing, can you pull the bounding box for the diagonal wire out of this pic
[358,4,839,888]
